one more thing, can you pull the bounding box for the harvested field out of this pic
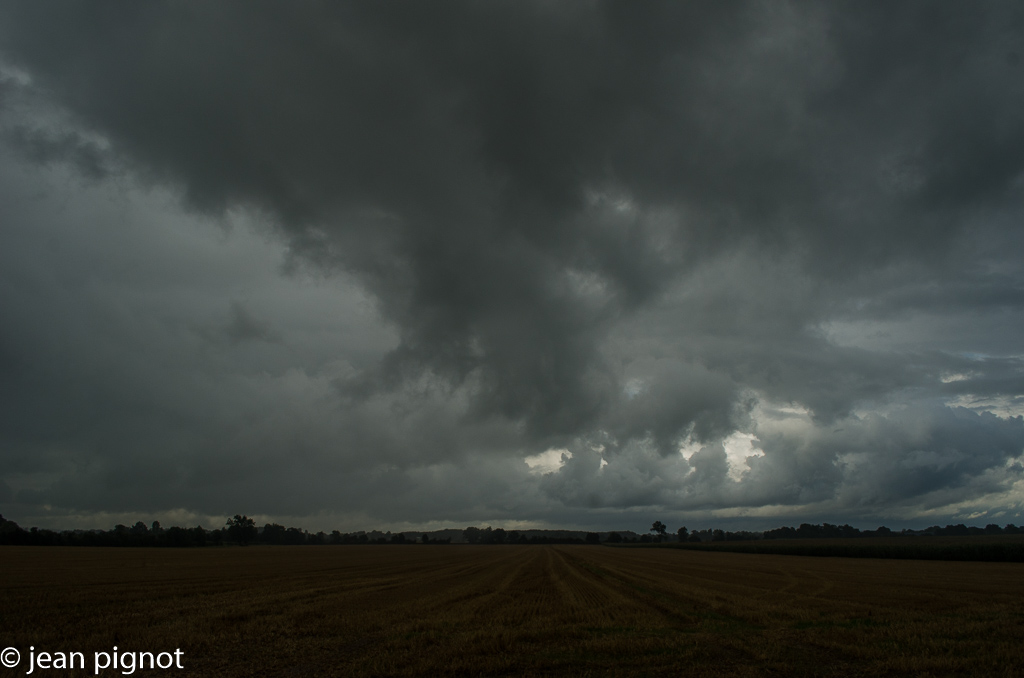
[2,545,1023,677]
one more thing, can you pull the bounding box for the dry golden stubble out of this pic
[2,544,1023,677]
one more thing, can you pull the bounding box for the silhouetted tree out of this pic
[0,515,26,545]
[585,532,601,544]
[113,524,130,545]
[606,532,623,543]
[227,515,257,545]
[650,521,667,542]
[262,523,287,544]
[677,526,689,542]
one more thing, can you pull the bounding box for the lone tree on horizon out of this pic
[651,521,667,542]
[227,515,257,545]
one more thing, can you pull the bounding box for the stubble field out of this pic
[2,544,1022,677]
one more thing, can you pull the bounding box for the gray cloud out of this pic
[223,301,280,346]
[1,2,1023,530]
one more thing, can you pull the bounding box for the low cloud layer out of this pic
[1,2,1023,531]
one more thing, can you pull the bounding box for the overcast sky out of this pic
[1,2,1023,533]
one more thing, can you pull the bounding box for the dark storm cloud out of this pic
[223,301,280,346]
[2,124,111,179]
[1,1,1023,528]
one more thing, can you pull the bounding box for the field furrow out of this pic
[3,545,1023,677]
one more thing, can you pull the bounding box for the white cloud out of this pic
[525,448,573,475]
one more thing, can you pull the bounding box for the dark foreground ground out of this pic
[2,544,1022,677]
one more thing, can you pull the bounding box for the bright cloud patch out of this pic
[525,449,573,475]
[722,432,763,482]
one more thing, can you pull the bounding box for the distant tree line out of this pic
[761,522,1022,539]
[0,514,459,547]
[647,521,1023,544]
[2,513,1021,548]
[462,526,594,545]
[0,515,219,547]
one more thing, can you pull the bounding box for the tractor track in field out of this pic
[5,545,1024,677]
